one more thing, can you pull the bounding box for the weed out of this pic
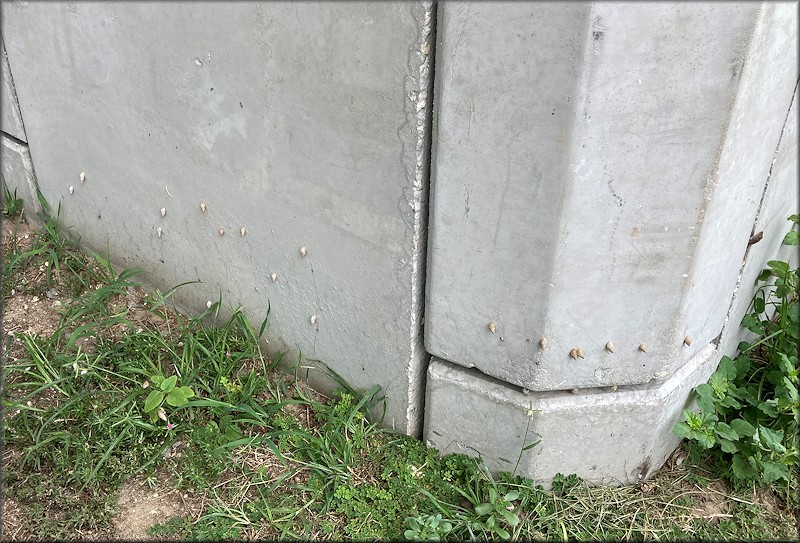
[2,182,24,217]
[676,215,799,494]
[404,513,453,541]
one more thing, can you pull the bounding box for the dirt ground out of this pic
[2,217,205,539]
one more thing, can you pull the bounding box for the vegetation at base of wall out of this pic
[2,189,796,541]
[676,215,799,506]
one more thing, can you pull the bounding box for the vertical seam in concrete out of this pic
[717,78,799,347]
[407,0,436,437]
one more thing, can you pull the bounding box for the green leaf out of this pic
[730,418,756,437]
[734,356,751,380]
[718,438,738,454]
[166,389,188,407]
[674,421,694,439]
[404,529,416,540]
[719,396,741,409]
[178,386,195,398]
[160,375,178,392]
[788,214,799,223]
[150,375,165,386]
[718,356,737,380]
[783,231,800,246]
[741,314,762,334]
[500,508,520,527]
[695,384,715,413]
[495,526,511,540]
[757,402,778,417]
[504,491,519,502]
[763,461,790,483]
[698,430,716,449]
[144,390,164,413]
[753,295,766,313]
[756,269,772,283]
[758,427,786,453]
[768,260,790,274]
[714,422,739,441]
[787,302,799,324]
[732,453,757,479]
[475,503,493,516]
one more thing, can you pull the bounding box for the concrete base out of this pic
[424,345,718,487]
[1,135,41,215]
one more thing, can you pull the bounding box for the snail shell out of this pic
[569,348,578,360]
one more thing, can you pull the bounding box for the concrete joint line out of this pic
[717,78,799,348]
[408,0,438,437]
[1,130,27,147]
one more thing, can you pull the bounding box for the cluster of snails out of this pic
[487,321,693,359]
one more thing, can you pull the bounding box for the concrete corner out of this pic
[424,345,718,487]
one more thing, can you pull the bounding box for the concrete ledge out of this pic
[424,344,718,487]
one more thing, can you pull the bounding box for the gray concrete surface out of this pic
[718,82,799,360]
[424,348,718,487]
[1,134,41,215]
[1,35,27,142]
[425,3,795,393]
[1,1,434,435]
[682,3,799,359]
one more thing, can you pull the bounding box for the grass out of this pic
[2,189,797,541]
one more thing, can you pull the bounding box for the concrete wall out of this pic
[1,1,797,486]
[1,1,435,436]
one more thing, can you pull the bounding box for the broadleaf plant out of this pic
[676,215,799,486]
